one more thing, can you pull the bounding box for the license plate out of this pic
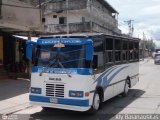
[50,97,58,104]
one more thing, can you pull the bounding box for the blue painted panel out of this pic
[32,66,92,75]
[37,38,93,45]
[86,44,93,60]
[26,41,33,60]
[29,95,89,107]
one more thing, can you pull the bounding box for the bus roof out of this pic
[37,37,93,45]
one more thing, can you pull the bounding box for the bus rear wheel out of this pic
[122,80,129,97]
[42,107,52,111]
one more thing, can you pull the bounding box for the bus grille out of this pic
[46,84,64,98]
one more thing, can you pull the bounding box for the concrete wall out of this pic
[87,0,118,30]
[45,10,89,25]
[0,0,41,31]
[44,0,119,34]
[18,0,45,7]
[44,0,87,14]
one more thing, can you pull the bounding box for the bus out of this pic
[26,33,139,113]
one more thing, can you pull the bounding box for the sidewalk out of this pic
[0,79,31,114]
[139,57,152,65]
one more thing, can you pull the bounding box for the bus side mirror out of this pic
[86,44,93,61]
[26,41,33,60]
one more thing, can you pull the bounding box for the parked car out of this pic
[154,55,160,64]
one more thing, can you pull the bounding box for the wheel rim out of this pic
[93,94,100,110]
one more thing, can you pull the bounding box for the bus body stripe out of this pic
[94,65,129,90]
[102,66,129,88]
[93,65,119,84]
[29,95,89,107]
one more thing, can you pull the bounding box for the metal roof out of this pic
[39,33,140,41]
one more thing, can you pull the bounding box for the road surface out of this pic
[14,59,160,120]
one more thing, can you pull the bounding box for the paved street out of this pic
[0,79,30,114]
[1,59,160,120]
[9,58,160,120]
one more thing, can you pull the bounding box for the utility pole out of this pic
[66,0,69,34]
[39,0,42,28]
[28,31,32,78]
[124,20,134,36]
[142,32,146,60]
[90,0,93,33]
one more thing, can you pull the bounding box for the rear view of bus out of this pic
[26,37,95,112]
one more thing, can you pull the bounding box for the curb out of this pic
[0,103,32,115]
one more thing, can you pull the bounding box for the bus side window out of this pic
[92,55,98,69]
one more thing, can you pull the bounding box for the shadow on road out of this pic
[0,79,29,101]
[30,89,145,120]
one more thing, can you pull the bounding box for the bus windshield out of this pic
[34,45,91,68]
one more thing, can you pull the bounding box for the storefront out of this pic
[0,32,37,79]
[0,35,3,65]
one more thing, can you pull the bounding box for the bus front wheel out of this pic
[88,92,100,114]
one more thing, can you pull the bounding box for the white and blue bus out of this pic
[26,33,139,113]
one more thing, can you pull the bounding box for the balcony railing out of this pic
[44,0,87,14]
[44,22,91,34]
[44,22,118,35]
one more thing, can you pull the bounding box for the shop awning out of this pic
[13,35,38,42]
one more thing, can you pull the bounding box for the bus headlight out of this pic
[69,91,84,98]
[31,87,42,94]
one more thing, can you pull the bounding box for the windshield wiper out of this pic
[39,55,58,76]
[57,59,72,78]
[39,55,72,78]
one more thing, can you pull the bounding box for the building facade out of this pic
[0,0,41,31]
[42,0,121,35]
[0,0,42,78]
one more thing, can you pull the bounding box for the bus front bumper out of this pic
[29,95,91,112]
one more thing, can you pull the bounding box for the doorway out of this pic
[0,36,3,65]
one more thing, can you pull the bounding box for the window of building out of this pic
[115,39,121,62]
[106,51,113,63]
[59,17,67,24]
[134,42,139,60]
[53,15,57,18]
[129,41,134,61]
[122,51,127,61]
[122,40,128,61]
[42,18,45,23]
[93,37,104,52]
[106,38,113,50]
[115,39,121,50]
[115,51,121,62]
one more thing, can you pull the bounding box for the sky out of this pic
[107,0,160,47]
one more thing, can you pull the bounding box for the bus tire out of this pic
[42,107,51,111]
[88,92,100,114]
[122,80,129,97]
